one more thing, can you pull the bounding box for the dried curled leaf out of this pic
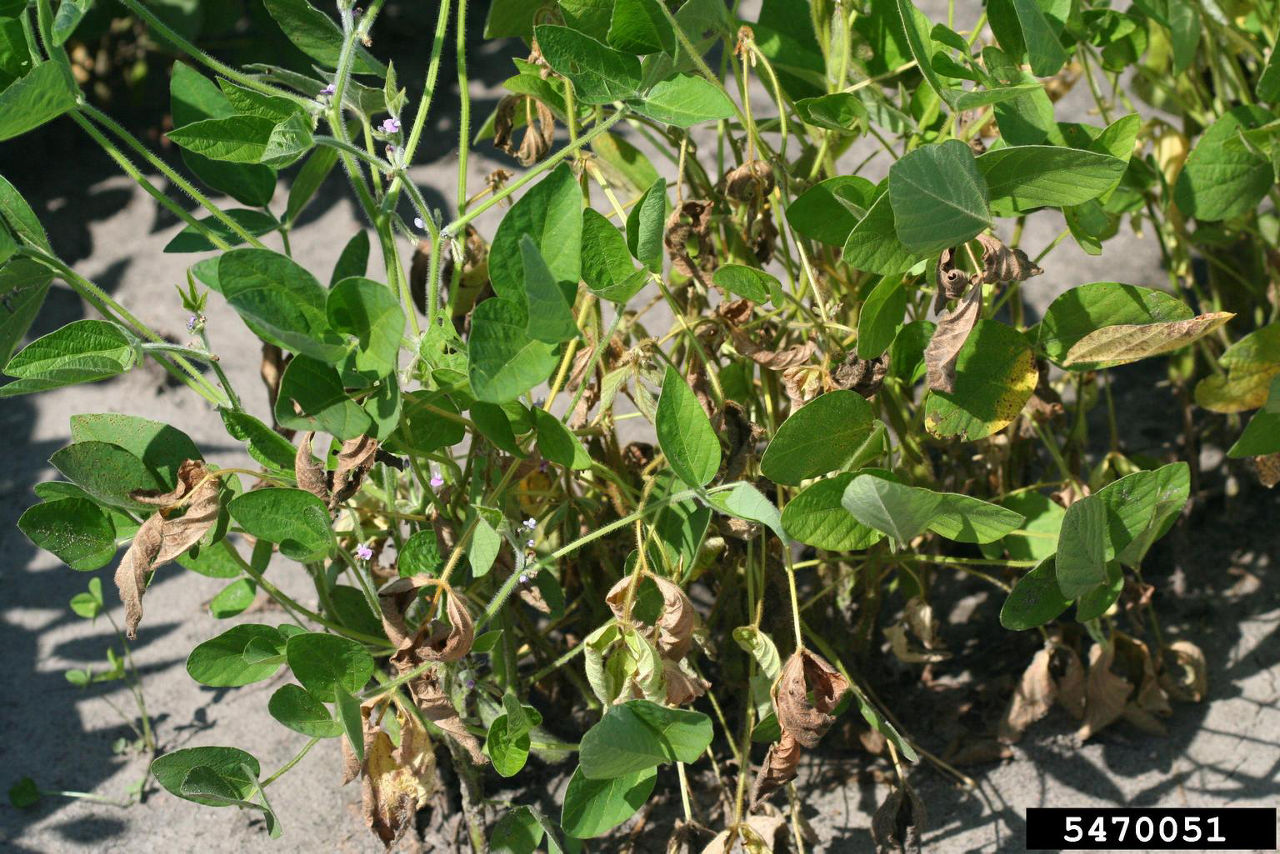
[998,646,1056,744]
[924,283,983,394]
[605,574,697,661]
[871,782,926,854]
[361,711,439,847]
[1159,640,1207,702]
[664,658,710,706]
[1063,312,1234,368]
[721,160,775,203]
[411,669,486,765]
[748,732,801,809]
[1115,633,1172,735]
[934,248,970,312]
[493,94,555,167]
[975,233,1043,284]
[380,577,475,663]
[295,432,329,502]
[773,650,850,749]
[1077,641,1132,741]
[116,460,221,638]
[832,351,888,398]
[331,434,378,508]
[665,200,716,283]
[1248,452,1280,488]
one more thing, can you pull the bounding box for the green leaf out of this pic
[0,259,51,373]
[894,0,955,106]
[220,411,297,473]
[286,632,375,697]
[285,147,339,225]
[491,806,547,853]
[228,488,334,562]
[857,275,910,359]
[217,80,301,123]
[1060,311,1232,370]
[19,497,116,570]
[561,766,656,838]
[952,82,1045,110]
[50,441,164,510]
[519,235,578,343]
[1039,282,1200,371]
[1229,377,1280,457]
[470,402,523,456]
[1,319,137,396]
[794,92,867,131]
[582,208,648,303]
[218,248,345,360]
[925,319,1038,440]
[69,576,104,619]
[268,684,343,738]
[929,493,1026,544]
[786,176,876,246]
[889,140,990,254]
[399,529,442,577]
[187,624,287,687]
[273,355,373,440]
[0,62,78,142]
[490,164,582,300]
[263,0,385,75]
[170,63,277,207]
[781,473,885,551]
[627,73,736,127]
[535,25,642,105]
[656,365,721,488]
[1174,106,1276,221]
[0,172,53,252]
[70,414,202,491]
[578,699,713,779]
[707,481,786,543]
[334,684,365,762]
[469,516,502,578]
[167,115,279,164]
[51,0,90,46]
[1011,0,1068,77]
[485,700,544,778]
[1000,556,1070,630]
[1094,463,1189,567]
[533,408,592,470]
[1258,43,1280,102]
[761,391,877,485]
[842,192,918,276]
[841,473,939,543]
[387,389,464,455]
[1055,494,1108,598]
[977,146,1127,209]
[1075,561,1124,622]
[332,231,370,285]
[163,209,280,253]
[626,177,667,273]
[979,492,1064,562]
[468,298,559,404]
[152,747,261,808]
[712,264,776,302]
[327,276,405,379]
[608,0,675,54]
[207,578,255,619]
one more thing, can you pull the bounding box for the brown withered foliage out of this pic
[975,233,1043,284]
[998,646,1056,744]
[721,160,775,203]
[295,432,329,502]
[606,574,697,661]
[1159,640,1207,702]
[331,434,378,508]
[346,705,440,848]
[1077,641,1133,740]
[833,351,889,398]
[924,283,983,393]
[116,460,220,638]
[260,343,289,430]
[871,782,926,854]
[665,200,717,285]
[750,650,850,808]
[492,94,554,167]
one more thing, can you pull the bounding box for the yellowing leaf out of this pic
[1062,312,1233,368]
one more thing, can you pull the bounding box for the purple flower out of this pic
[413,216,425,231]
[522,518,537,530]
[186,314,198,331]
[320,83,335,97]
[465,678,476,691]
[519,574,529,585]
[354,543,373,561]
[429,473,444,489]
[526,539,535,548]
[380,117,401,134]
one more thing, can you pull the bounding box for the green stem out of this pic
[455,0,471,215]
[261,738,320,788]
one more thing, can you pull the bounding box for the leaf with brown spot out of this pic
[331,434,378,508]
[998,646,1056,744]
[117,460,221,638]
[295,432,329,502]
[975,233,1043,284]
[933,248,970,313]
[1077,641,1132,741]
[1063,312,1233,368]
[773,650,851,748]
[924,283,983,393]
[747,732,801,809]
[1159,640,1207,702]
[832,351,888,398]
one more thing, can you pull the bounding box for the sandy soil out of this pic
[1,4,1278,852]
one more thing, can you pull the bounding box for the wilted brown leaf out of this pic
[1115,633,1171,735]
[381,577,475,663]
[871,782,925,854]
[117,460,221,638]
[975,233,1043,284]
[934,248,970,313]
[748,732,802,809]
[1063,312,1234,368]
[884,624,950,664]
[411,669,486,765]
[832,352,888,398]
[774,650,851,748]
[664,659,711,706]
[331,434,378,508]
[493,94,554,167]
[702,813,787,853]
[295,432,329,502]
[606,575,697,661]
[925,283,983,393]
[665,200,716,284]
[722,160,775,203]
[999,646,1056,743]
[1054,644,1087,720]
[1251,453,1280,488]
[1159,640,1207,702]
[1077,641,1133,740]
[361,711,439,847]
